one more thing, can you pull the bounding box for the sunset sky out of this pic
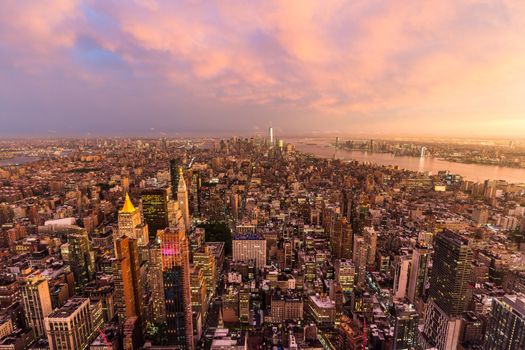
[1,0,525,137]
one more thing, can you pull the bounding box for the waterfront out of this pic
[294,139,525,184]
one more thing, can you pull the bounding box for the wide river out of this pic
[294,140,525,184]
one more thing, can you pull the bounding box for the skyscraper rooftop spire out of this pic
[121,193,136,213]
[178,168,187,192]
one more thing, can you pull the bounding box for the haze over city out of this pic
[2,2,525,350]
[1,0,525,137]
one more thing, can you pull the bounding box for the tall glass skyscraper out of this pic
[159,227,194,349]
[66,228,94,294]
[422,230,473,350]
[428,230,472,316]
[141,187,169,240]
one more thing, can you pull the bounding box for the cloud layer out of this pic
[1,0,525,136]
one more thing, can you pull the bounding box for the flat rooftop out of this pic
[47,298,89,319]
[233,232,264,240]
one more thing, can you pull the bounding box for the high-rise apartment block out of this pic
[21,277,52,339]
[422,230,473,350]
[232,233,267,268]
[334,259,355,293]
[484,294,525,350]
[44,298,97,350]
[407,241,429,304]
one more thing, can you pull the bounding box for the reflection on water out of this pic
[295,141,525,184]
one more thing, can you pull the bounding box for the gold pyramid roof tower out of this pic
[121,193,136,213]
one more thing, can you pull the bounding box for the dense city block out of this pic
[0,136,525,350]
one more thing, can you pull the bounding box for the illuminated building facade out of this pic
[407,241,429,304]
[45,298,97,350]
[169,159,181,200]
[147,242,166,323]
[308,295,336,325]
[334,259,355,293]
[331,217,352,260]
[232,233,267,268]
[393,303,418,350]
[66,229,94,294]
[159,227,194,349]
[141,188,170,240]
[118,193,148,246]
[21,277,52,338]
[113,236,144,326]
[193,246,217,295]
[422,230,473,350]
[177,168,191,230]
[484,294,525,350]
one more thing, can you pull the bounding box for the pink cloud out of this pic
[1,0,525,135]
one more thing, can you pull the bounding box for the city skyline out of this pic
[1,2,525,348]
[1,1,525,137]
[1,137,525,349]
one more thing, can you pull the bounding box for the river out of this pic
[294,140,525,184]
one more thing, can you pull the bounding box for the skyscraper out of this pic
[21,277,52,338]
[190,171,201,217]
[45,298,96,350]
[190,266,207,318]
[141,187,170,240]
[428,230,472,316]
[334,259,355,293]
[269,127,274,146]
[113,236,144,326]
[422,230,473,350]
[393,303,419,350]
[331,217,352,260]
[352,235,367,286]
[159,227,194,349]
[407,241,429,304]
[393,255,411,301]
[177,168,191,230]
[193,246,217,296]
[118,193,148,245]
[170,159,181,200]
[341,190,352,220]
[147,242,166,323]
[66,228,94,294]
[363,226,377,268]
[484,294,525,350]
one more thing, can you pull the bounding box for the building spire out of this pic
[177,168,187,192]
[121,192,136,213]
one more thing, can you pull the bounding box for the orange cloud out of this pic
[1,0,525,135]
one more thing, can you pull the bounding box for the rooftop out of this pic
[47,298,89,319]
[502,294,525,317]
[309,295,335,309]
[233,232,264,240]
